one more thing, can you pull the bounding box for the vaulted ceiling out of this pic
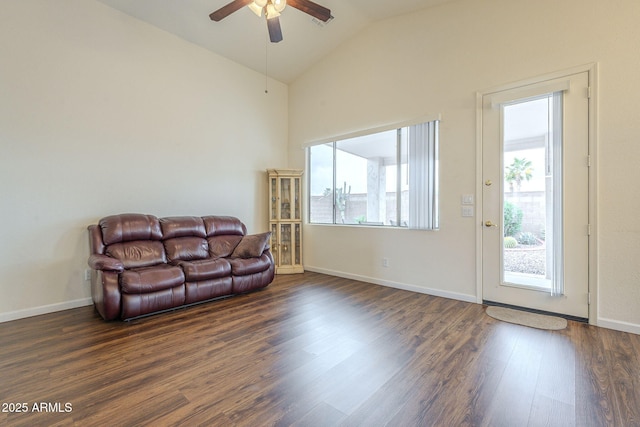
[96,0,456,83]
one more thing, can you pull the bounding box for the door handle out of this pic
[484,220,498,228]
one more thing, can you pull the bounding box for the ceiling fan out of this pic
[209,0,332,43]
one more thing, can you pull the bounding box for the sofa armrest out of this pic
[88,254,124,273]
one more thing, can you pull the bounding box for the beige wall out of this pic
[289,0,640,332]
[0,1,288,320]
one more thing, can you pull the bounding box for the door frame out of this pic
[475,63,599,325]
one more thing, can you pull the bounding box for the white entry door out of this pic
[481,71,590,319]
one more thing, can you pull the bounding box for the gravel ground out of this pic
[503,246,546,275]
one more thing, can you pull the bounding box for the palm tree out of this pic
[505,157,533,192]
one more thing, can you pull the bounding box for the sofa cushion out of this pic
[231,232,271,259]
[100,214,162,245]
[121,287,185,320]
[106,240,167,269]
[229,254,272,276]
[185,277,233,304]
[120,264,185,294]
[160,216,206,239]
[208,235,243,258]
[203,216,246,237]
[177,258,231,282]
[164,237,209,262]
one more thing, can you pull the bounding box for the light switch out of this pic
[462,194,474,205]
[462,206,474,217]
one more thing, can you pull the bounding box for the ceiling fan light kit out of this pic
[265,3,282,20]
[210,0,332,43]
[248,3,264,17]
[273,0,287,13]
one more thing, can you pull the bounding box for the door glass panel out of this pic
[502,94,562,291]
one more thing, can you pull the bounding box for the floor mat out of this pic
[485,306,567,330]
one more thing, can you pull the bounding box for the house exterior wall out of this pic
[504,192,545,237]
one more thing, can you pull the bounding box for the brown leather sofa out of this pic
[87,213,274,320]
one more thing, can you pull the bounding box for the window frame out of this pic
[305,115,440,230]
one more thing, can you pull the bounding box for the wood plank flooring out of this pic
[1,272,639,426]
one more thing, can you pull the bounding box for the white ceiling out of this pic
[96,0,456,83]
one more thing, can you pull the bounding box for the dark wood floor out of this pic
[1,272,639,427]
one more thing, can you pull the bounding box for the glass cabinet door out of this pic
[270,177,278,221]
[280,178,291,220]
[280,223,292,266]
[294,223,301,265]
[270,223,278,266]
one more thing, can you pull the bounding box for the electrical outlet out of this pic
[84,269,91,281]
[382,258,389,268]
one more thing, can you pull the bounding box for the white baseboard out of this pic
[597,317,640,335]
[305,266,478,304]
[0,298,93,323]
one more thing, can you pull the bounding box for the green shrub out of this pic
[504,236,518,248]
[516,231,538,245]
[503,201,523,237]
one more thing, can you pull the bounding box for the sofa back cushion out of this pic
[158,217,210,262]
[106,241,167,269]
[164,237,209,262]
[160,216,206,239]
[202,216,246,237]
[100,214,163,245]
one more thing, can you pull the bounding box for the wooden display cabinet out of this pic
[268,169,303,274]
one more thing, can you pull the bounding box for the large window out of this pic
[308,120,439,229]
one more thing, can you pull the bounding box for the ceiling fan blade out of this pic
[209,0,253,21]
[287,0,332,22]
[267,16,283,43]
